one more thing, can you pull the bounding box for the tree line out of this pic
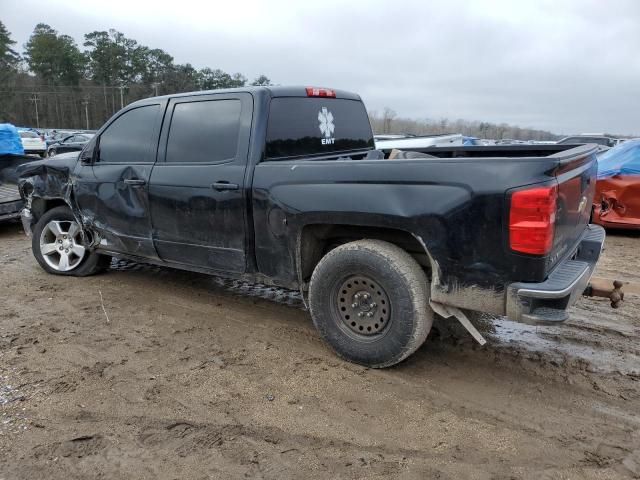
[0,21,271,130]
[369,108,559,141]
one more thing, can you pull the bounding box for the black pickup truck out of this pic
[18,86,606,367]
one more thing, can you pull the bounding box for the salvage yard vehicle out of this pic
[46,133,95,157]
[0,155,30,222]
[18,86,609,367]
[557,134,618,152]
[1,124,36,222]
[375,132,463,150]
[592,138,640,230]
[18,130,47,157]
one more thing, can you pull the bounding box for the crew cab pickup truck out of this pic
[18,86,606,368]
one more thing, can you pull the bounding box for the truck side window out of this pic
[265,98,374,160]
[165,99,241,163]
[98,105,160,164]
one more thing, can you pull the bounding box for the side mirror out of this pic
[80,138,99,164]
[79,148,94,164]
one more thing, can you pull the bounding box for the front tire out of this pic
[31,206,110,276]
[309,240,433,368]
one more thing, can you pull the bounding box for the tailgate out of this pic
[550,147,598,271]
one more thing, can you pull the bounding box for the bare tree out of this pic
[382,107,397,133]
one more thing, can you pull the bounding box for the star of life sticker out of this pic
[318,107,335,145]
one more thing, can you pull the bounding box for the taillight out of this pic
[305,87,336,98]
[509,184,558,255]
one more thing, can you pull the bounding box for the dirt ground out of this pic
[0,221,639,479]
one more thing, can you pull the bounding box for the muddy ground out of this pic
[0,220,639,479]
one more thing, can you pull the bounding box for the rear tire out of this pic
[31,206,110,276]
[309,239,433,368]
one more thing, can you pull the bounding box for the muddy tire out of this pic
[309,239,433,368]
[31,206,110,276]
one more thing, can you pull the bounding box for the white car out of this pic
[375,133,464,150]
[19,130,47,157]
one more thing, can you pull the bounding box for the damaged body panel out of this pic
[17,152,80,233]
[18,86,606,328]
[593,176,640,229]
[592,139,640,230]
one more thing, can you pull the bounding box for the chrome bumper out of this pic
[506,224,606,324]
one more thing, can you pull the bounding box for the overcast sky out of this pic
[2,0,639,134]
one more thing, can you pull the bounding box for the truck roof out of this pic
[130,86,362,107]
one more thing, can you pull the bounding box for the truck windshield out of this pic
[265,97,374,160]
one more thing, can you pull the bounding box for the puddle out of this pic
[490,317,640,376]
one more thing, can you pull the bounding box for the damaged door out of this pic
[73,103,164,257]
[148,93,252,272]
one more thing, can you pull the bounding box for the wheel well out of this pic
[298,224,431,285]
[31,198,69,223]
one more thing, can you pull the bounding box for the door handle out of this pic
[124,179,146,186]
[211,181,239,191]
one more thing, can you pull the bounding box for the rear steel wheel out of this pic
[309,239,434,368]
[336,275,391,336]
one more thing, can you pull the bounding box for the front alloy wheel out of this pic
[31,206,110,277]
[39,220,86,271]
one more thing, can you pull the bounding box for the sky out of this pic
[2,0,639,135]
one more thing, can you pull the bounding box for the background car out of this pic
[592,139,640,229]
[557,134,618,152]
[45,130,74,147]
[18,130,46,157]
[47,133,95,157]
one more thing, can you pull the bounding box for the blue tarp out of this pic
[597,139,640,178]
[0,123,25,156]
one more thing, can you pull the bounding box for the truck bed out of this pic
[1,154,36,220]
[381,144,578,158]
[0,184,20,203]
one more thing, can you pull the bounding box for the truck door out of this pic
[148,92,252,272]
[73,102,164,257]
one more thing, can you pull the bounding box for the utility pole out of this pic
[29,94,40,129]
[118,85,125,109]
[81,97,90,130]
[151,82,159,97]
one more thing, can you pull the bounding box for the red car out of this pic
[592,139,640,229]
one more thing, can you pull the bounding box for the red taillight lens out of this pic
[509,184,558,255]
[305,87,336,98]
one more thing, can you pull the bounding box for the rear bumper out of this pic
[506,224,605,324]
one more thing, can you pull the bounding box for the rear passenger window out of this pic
[98,105,160,164]
[265,97,374,160]
[165,99,241,163]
